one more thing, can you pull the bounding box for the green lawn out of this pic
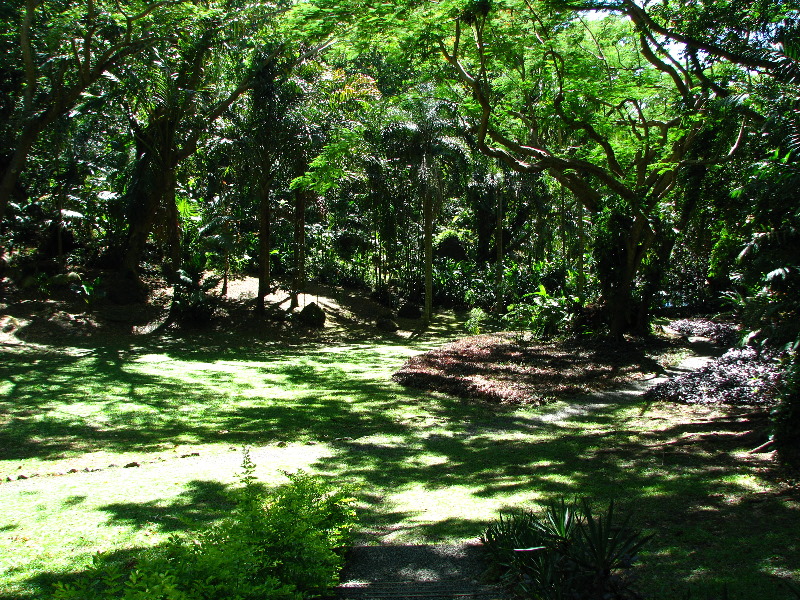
[1,321,798,599]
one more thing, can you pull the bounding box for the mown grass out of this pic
[1,317,798,599]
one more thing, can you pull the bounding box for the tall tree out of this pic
[236,53,304,314]
[380,91,468,322]
[116,3,299,279]
[236,57,379,312]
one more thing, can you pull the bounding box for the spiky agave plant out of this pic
[482,499,651,600]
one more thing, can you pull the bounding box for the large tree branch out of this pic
[619,0,789,75]
[678,117,749,167]
[553,92,625,178]
[557,0,798,79]
[550,171,602,212]
[637,31,690,101]
[440,21,640,205]
[439,32,536,173]
[1,2,174,225]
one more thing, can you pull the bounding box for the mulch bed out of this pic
[392,333,675,405]
[645,346,784,406]
[667,317,741,346]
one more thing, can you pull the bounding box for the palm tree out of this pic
[380,89,469,323]
[232,51,308,314]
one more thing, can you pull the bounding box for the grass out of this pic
[1,315,799,599]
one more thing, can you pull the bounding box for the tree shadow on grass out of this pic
[311,391,800,598]
[2,331,798,598]
[100,479,237,532]
[0,341,426,461]
[1,479,245,600]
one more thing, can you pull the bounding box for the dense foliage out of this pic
[774,353,800,468]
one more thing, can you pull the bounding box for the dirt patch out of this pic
[392,333,681,404]
[0,273,410,348]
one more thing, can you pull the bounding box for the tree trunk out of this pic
[55,190,65,268]
[122,190,159,278]
[222,255,229,297]
[576,201,585,303]
[289,188,307,310]
[635,235,674,332]
[256,184,272,314]
[374,230,380,290]
[423,188,433,324]
[495,186,503,312]
[604,215,656,340]
[164,180,180,281]
[0,120,41,227]
[606,274,637,340]
[221,218,230,298]
[122,159,176,279]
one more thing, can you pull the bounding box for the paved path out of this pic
[335,544,509,599]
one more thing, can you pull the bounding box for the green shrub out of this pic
[52,454,357,600]
[482,499,651,600]
[465,307,491,334]
[171,267,221,325]
[503,286,576,339]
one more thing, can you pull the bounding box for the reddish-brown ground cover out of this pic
[393,332,678,404]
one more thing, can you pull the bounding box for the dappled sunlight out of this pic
[0,338,433,464]
[310,383,799,595]
[385,486,505,537]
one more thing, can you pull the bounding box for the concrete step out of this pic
[336,580,505,599]
[334,544,509,600]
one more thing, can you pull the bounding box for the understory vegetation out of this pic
[483,500,651,600]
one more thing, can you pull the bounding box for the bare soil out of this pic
[0,272,409,348]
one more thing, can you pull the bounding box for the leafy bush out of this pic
[73,276,105,305]
[171,267,220,325]
[719,267,800,350]
[465,307,491,334]
[503,260,570,307]
[482,499,651,600]
[52,454,357,600]
[503,285,576,339]
[432,258,475,307]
